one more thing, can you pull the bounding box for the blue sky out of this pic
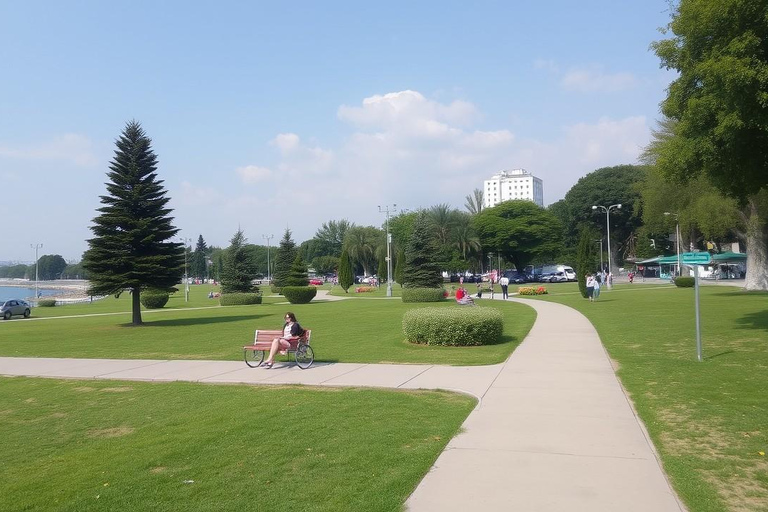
[0,1,674,262]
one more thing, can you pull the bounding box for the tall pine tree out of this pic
[402,212,443,288]
[285,254,309,286]
[220,229,258,294]
[273,229,297,288]
[83,121,184,325]
[191,235,208,279]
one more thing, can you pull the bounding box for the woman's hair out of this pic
[285,312,297,322]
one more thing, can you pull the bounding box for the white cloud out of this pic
[178,181,223,206]
[213,90,651,243]
[0,133,98,166]
[236,165,273,184]
[561,66,637,92]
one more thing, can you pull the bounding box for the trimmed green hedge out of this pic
[674,277,695,288]
[140,290,170,309]
[219,293,263,306]
[403,307,503,346]
[401,288,445,303]
[37,299,56,307]
[270,285,281,295]
[282,286,317,304]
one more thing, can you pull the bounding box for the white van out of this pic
[557,265,577,281]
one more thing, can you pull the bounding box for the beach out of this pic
[0,279,90,302]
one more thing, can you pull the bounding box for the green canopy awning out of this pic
[712,251,746,262]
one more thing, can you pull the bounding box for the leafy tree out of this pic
[337,248,354,292]
[465,188,484,215]
[285,254,309,286]
[0,264,29,279]
[377,255,387,283]
[402,212,443,288]
[652,0,768,290]
[36,254,67,281]
[554,165,647,269]
[273,229,297,288]
[473,200,563,271]
[312,219,355,257]
[191,235,208,279]
[61,262,88,280]
[311,255,338,275]
[82,121,184,325]
[220,229,258,294]
[453,212,482,267]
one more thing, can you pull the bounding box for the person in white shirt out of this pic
[499,275,510,299]
[586,273,596,302]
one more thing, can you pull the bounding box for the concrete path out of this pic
[406,296,684,511]
[0,293,685,511]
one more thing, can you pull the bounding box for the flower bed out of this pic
[517,286,548,295]
[355,286,376,293]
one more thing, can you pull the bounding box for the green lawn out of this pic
[0,377,475,512]
[530,282,768,512]
[0,286,536,365]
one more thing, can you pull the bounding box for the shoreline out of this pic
[0,279,90,301]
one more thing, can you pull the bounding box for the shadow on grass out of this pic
[119,315,259,328]
[704,350,735,361]
[734,310,768,332]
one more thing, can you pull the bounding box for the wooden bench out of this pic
[243,329,314,369]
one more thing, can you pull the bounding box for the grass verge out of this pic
[531,282,768,512]
[0,288,535,365]
[0,377,475,512]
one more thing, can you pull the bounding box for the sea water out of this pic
[0,286,58,302]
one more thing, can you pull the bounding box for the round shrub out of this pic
[219,293,263,306]
[282,286,317,304]
[37,299,56,307]
[673,277,695,288]
[140,290,170,309]
[403,306,503,346]
[401,288,445,303]
[270,285,282,295]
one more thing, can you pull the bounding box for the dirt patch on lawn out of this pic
[87,426,134,438]
[100,387,133,393]
[73,386,96,392]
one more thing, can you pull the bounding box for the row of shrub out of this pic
[37,299,57,307]
[402,288,446,303]
[402,306,503,346]
[517,286,548,295]
[219,292,263,306]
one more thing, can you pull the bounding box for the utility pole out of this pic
[262,234,274,284]
[664,212,681,277]
[378,205,397,297]
[180,237,192,302]
[30,243,43,299]
[592,204,622,278]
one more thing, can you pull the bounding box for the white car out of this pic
[547,271,569,283]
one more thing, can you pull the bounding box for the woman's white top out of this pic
[586,276,596,287]
[283,323,293,338]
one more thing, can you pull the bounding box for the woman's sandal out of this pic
[262,362,274,369]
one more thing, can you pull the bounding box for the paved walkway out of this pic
[0,293,685,511]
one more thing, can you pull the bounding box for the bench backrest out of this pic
[253,329,312,344]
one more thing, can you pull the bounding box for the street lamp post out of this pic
[378,204,397,297]
[30,243,43,299]
[594,239,604,272]
[664,212,681,277]
[180,237,191,302]
[262,234,274,284]
[591,204,622,278]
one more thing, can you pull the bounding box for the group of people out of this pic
[584,271,611,302]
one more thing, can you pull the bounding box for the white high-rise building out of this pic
[483,169,543,208]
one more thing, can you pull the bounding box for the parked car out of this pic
[547,271,569,283]
[1,299,31,320]
[308,278,323,286]
[502,271,527,284]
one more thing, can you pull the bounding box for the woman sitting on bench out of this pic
[263,312,305,369]
[455,287,474,305]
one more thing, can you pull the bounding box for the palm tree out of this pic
[427,203,458,248]
[464,188,484,215]
[342,226,381,276]
[453,213,482,261]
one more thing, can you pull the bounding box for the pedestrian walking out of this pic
[586,273,595,302]
[593,273,601,300]
[499,275,509,299]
